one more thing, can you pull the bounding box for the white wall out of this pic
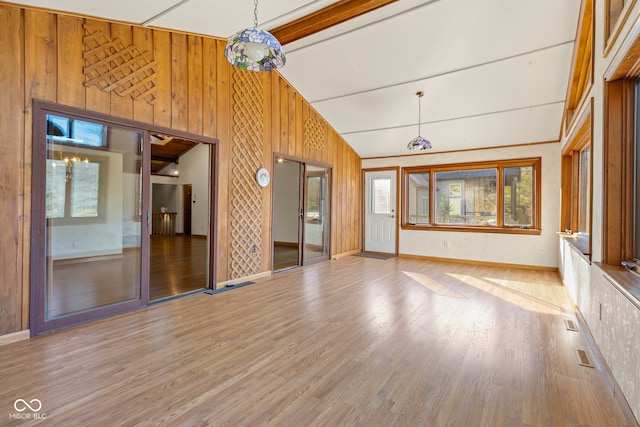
[273,160,300,244]
[363,143,561,268]
[177,143,210,236]
[52,148,124,260]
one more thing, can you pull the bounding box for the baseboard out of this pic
[0,330,30,346]
[398,253,559,272]
[574,310,639,426]
[191,234,207,239]
[332,249,361,260]
[216,271,271,288]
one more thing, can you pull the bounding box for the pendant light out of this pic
[225,0,286,71]
[407,91,432,150]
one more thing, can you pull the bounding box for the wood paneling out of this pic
[0,4,362,335]
[132,26,154,123]
[0,5,24,335]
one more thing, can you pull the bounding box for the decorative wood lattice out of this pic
[83,26,158,104]
[230,69,264,279]
[304,117,326,152]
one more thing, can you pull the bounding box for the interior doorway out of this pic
[272,156,331,271]
[149,140,212,301]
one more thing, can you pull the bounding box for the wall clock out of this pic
[256,167,270,187]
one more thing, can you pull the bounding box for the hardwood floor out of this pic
[2,257,635,426]
[149,235,207,300]
[49,236,207,317]
[273,243,299,271]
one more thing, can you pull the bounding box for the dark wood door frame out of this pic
[272,153,333,270]
[30,100,219,336]
[183,184,193,236]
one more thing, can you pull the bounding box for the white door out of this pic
[364,170,397,253]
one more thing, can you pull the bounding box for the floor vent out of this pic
[576,349,594,368]
[564,318,579,332]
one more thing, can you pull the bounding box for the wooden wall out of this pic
[0,4,362,335]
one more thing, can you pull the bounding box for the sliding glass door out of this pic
[303,165,330,264]
[31,103,149,335]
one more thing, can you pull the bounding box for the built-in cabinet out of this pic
[560,238,640,420]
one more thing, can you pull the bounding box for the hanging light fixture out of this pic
[225,0,286,71]
[407,91,432,151]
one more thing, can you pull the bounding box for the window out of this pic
[561,100,592,256]
[46,114,106,147]
[46,157,102,219]
[403,158,540,234]
[371,177,391,214]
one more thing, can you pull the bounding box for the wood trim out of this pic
[605,11,640,80]
[269,0,398,46]
[398,253,558,272]
[564,0,593,133]
[331,249,360,259]
[362,140,560,160]
[560,155,573,232]
[604,0,639,58]
[401,157,542,233]
[0,330,30,346]
[602,80,635,264]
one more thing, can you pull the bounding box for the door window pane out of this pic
[371,177,391,214]
[46,122,142,320]
[504,166,534,227]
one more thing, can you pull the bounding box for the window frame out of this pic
[560,99,593,257]
[401,157,541,235]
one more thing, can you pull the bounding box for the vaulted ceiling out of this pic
[9,0,581,158]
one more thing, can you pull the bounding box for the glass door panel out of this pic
[43,114,145,323]
[303,165,330,264]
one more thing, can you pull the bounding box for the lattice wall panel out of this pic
[83,26,158,104]
[230,69,264,279]
[304,117,327,152]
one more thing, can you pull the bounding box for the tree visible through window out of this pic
[403,158,540,233]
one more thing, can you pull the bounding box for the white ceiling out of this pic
[9,0,581,158]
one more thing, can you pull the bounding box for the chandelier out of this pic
[225,0,286,71]
[407,91,432,151]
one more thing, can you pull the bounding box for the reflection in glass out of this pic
[434,169,497,225]
[503,166,533,227]
[45,123,142,319]
[304,166,330,262]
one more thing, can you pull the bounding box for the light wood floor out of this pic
[2,257,635,426]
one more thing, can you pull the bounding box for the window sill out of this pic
[597,262,640,311]
[402,224,541,235]
[559,232,591,260]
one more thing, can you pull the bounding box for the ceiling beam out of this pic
[270,0,398,46]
